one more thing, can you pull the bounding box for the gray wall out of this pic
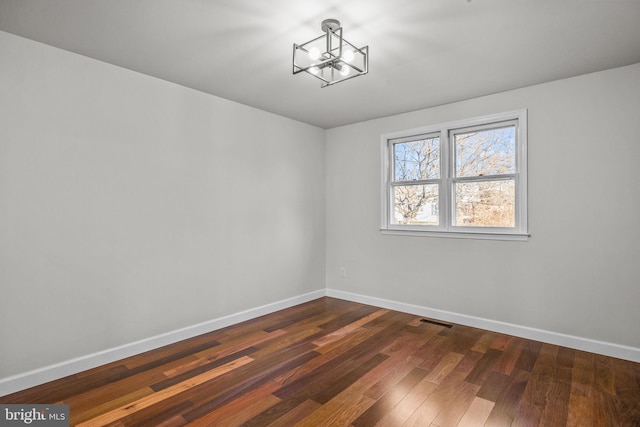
[2,28,639,382]
[0,31,326,378]
[326,63,640,350]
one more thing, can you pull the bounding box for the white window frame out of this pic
[380,110,528,241]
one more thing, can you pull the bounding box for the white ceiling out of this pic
[1,0,639,128]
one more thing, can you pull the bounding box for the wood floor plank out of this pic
[401,395,442,426]
[476,370,510,402]
[2,297,638,427]
[295,394,375,427]
[265,399,322,427]
[523,343,559,407]
[67,387,155,425]
[470,330,499,354]
[566,350,596,426]
[311,308,389,348]
[248,327,324,359]
[60,361,182,415]
[294,341,431,426]
[75,356,253,427]
[180,346,319,422]
[152,414,188,427]
[514,339,543,372]
[185,390,280,426]
[457,396,495,427]
[371,376,438,427]
[431,379,480,427]
[612,358,640,425]
[150,346,259,392]
[593,354,616,396]
[351,367,428,427]
[483,368,530,426]
[539,379,572,426]
[446,325,486,355]
[274,325,386,385]
[363,355,423,402]
[110,398,193,427]
[423,352,465,384]
[511,372,545,426]
[455,350,485,378]
[313,325,382,356]
[592,389,618,427]
[274,315,406,403]
[489,333,511,350]
[192,328,287,363]
[315,303,382,332]
[464,347,503,386]
[493,336,526,375]
[122,333,223,370]
[416,334,454,372]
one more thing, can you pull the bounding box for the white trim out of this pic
[380,134,392,230]
[0,289,326,397]
[380,228,530,241]
[326,288,640,363]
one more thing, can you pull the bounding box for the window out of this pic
[381,110,528,240]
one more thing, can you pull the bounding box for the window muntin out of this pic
[381,110,527,239]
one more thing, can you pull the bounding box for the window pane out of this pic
[393,137,440,181]
[393,184,439,225]
[455,180,515,227]
[455,126,515,177]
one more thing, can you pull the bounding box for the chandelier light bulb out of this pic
[309,66,320,75]
[340,65,350,76]
[343,50,354,63]
[308,47,321,60]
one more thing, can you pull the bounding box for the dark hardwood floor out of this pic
[2,297,639,426]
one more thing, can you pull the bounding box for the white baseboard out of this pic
[326,288,640,363]
[0,289,326,397]
[3,287,638,397]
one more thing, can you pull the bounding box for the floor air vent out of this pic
[420,318,453,328]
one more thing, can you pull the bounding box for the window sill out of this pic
[380,228,530,241]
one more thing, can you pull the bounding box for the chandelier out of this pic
[293,19,369,87]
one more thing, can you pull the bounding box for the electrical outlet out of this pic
[339,267,347,278]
